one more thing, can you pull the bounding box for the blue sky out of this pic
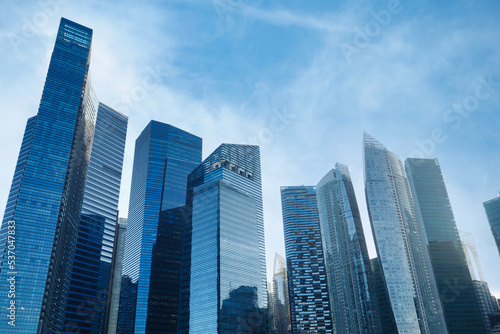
[1,0,499,296]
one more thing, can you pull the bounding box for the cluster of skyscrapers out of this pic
[274,133,500,333]
[0,18,268,334]
[1,17,500,334]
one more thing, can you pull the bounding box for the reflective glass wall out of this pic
[316,163,381,333]
[406,158,486,333]
[0,18,95,333]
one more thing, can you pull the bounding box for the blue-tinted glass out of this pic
[363,133,447,334]
[119,121,202,333]
[472,280,499,332]
[107,218,127,334]
[484,197,500,259]
[370,258,398,333]
[186,144,268,333]
[64,103,128,333]
[316,164,381,333]
[406,158,487,333]
[0,17,95,333]
[281,186,334,334]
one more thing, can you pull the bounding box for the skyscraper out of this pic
[186,144,268,333]
[472,280,500,332]
[363,133,447,334]
[281,186,333,334]
[370,258,397,333]
[64,103,128,333]
[270,253,290,334]
[484,196,500,258]
[316,164,381,333]
[107,218,127,334]
[406,157,486,333]
[119,121,202,333]
[0,18,97,333]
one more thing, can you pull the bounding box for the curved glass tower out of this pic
[316,163,381,333]
[363,133,447,334]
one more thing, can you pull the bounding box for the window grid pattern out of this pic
[363,133,447,334]
[281,186,334,334]
[0,18,94,333]
[406,158,487,333]
[316,164,382,333]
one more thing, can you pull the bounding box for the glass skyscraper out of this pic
[108,217,127,334]
[484,196,500,258]
[363,133,447,334]
[370,257,397,333]
[186,144,268,333]
[119,121,202,333]
[0,18,97,333]
[281,186,333,334]
[316,163,381,333]
[406,157,486,333]
[473,280,500,332]
[63,103,128,333]
[270,253,290,334]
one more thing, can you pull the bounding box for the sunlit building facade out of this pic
[186,144,268,333]
[270,253,290,334]
[316,164,381,333]
[363,133,447,334]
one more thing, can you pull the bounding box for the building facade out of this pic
[363,133,447,334]
[484,196,500,258]
[119,121,202,333]
[107,218,127,334]
[270,253,290,334]
[0,18,98,333]
[186,144,268,333]
[406,158,486,333]
[316,164,381,333]
[64,103,128,333]
[473,280,500,332]
[370,258,397,333]
[281,186,333,334]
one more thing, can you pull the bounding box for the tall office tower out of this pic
[64,103,128,333]
[186,144,268,333]
[270,253,290,334]
[281,186,334,334]
[473,280,500,332]
[316,164,381,333]
[460,231,486,281]
[0,18,97,333]
[370,258,398,333]
[363,133,447,334]
[484,196,500,258]
[406,158,486,333]
[268,281,276,333]
[120,121,202,333]
[107,218,127,334]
